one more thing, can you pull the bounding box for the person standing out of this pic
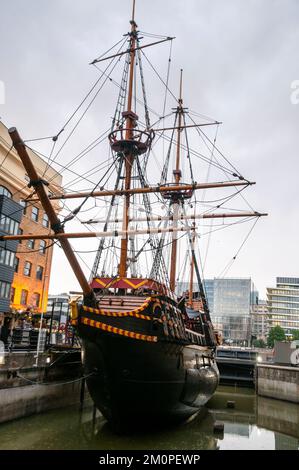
[0,317,11,346]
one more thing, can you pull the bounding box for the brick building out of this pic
[0,121,62,314]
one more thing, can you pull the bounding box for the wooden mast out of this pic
[8,127,94,302]
[169,69,184,292]
[119,2,137,278]
[188,227,195,308]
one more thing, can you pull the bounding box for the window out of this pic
[39,240,46,254]
[14,257,19,273]
[42,213,49,228]
[0,281,10,299]
[27,239,35,250]
[18,228,23,244]
[23,261,32,277]
[20,289,28,305]
[0,186,12,198]
[36,265,44,281]
[10,287,15,303]
[33,292,40,307]
[0,248,15,267]
[0,216,19,234]
[31,206,39,222]
[19,200,27,215]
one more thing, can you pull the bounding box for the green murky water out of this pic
[0,386,298,450]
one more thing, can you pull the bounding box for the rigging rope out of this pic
[217,217,260,278]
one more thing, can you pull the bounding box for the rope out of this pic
[217,217,260,278]
[141,48,178,104]
[0,144,13,170]
[16,371,95,387]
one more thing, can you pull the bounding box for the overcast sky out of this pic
[0,0,298,298]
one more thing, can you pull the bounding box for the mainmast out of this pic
[169,70,184,291]
[119,4,138,278]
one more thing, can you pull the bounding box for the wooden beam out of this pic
[27,180,254,202]
[8,127,93,299]
[90,37,175,65]
[82,211,268,225]
[0,212,267,242]
[0,225,193,242]
[152,122,222,132]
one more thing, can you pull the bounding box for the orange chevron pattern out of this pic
[80,316,158,342]
[93,277,148,289]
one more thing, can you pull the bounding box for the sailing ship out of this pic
[2,1,266,430]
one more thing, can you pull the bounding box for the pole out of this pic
[118,15,137,278]
[82,211,267,225]
[26,180,255,202]
[35,310,44,367]
[0,225,193,242]
[188,227,195,308]
[49,301,55,346]
[170,70,183,291]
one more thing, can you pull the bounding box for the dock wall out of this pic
[256,364,299,403]
[0,381,83,424]
[0,350,89,424]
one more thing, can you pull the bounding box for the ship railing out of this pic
[108,128,154,155]
[185,328,205,346]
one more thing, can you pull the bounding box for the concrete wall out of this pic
[0,381,82,424]
[0,351,88,424]
[257,364,299,403]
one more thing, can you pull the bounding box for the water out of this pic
[0,386,298,450]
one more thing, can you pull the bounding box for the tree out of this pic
[253,339,266,348]
[267,326,286,348]
[291,330,299,341]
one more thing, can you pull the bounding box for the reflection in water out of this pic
[0,387,298,450]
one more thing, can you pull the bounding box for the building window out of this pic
[0,281,11,299]
[14,257,19,273]
[23,261,32,277]
[33,292,41,307]
[39,240,46,254]
[27,239,35,250]
[18,228,23,244]
[19,200,27,215]
[0,216,19,235]
[10,287,15,303]
[36,265,44,281]
[42,214,49,228]
[31,206,39,222]
[20,289,28,305]
[0,248,15,267]
[0,186,12,198]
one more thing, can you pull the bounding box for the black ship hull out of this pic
[80,325,219,430]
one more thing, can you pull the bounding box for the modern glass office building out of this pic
[204,278,257,345]
[267,277,299,337]
[177,277,257,344]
